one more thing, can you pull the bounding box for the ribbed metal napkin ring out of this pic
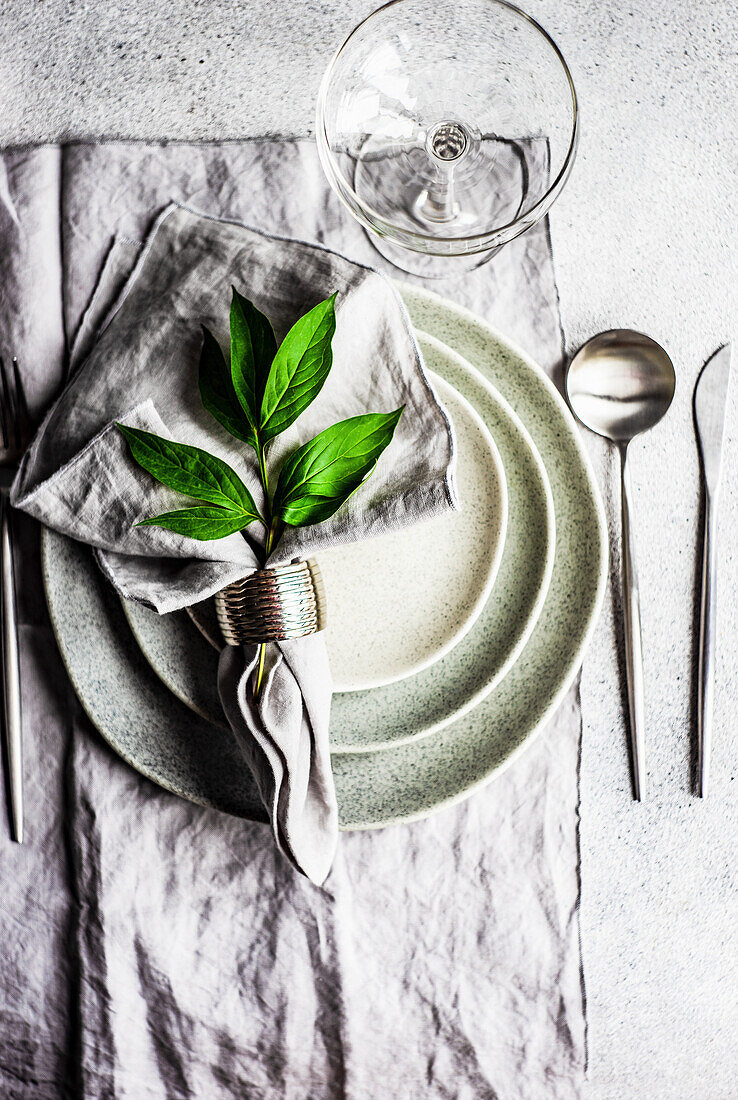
[215,559,326,645]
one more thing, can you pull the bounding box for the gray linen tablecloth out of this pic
[0,141,583,1099]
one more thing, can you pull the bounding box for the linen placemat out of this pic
[0,140,583,1099]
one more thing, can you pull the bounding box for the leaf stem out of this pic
[253,453,281,701]
[257,439,270,505]
[254,643,267,702]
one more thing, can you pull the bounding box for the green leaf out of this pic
[273,407,403,527]
[198,326,256,447]
[259,294,337,443]
[116,423,262,521]
[230,288,277,431]
[137,506,259,540]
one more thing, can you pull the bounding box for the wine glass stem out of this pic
[421,165,457,223]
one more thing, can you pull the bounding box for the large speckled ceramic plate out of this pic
[123,334,555,752]
[41,286,607,829]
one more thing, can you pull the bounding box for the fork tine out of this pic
[10,358,30,450]
[0,357,10,451]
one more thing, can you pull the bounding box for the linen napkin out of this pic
[11,202,457,884]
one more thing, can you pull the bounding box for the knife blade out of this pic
[695,344,732,493]
[694,343,732,796]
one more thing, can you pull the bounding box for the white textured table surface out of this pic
[2,1,737,1096]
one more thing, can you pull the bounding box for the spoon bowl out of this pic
[566,329,675,444]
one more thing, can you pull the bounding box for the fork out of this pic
[0,355,32,843]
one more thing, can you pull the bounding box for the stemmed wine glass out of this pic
[316,0,578,278]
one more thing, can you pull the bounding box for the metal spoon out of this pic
[566,330,676,801]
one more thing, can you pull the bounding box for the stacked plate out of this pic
[42,284,607,830]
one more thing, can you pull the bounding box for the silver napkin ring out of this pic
[215,559,326,646]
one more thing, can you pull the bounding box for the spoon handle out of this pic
[620,446,646,801]
[697,498,718,797]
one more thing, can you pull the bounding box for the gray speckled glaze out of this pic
[42,288,607,829]
[42,530,264,823]
[125,333,555,752]
[123,596,225,725]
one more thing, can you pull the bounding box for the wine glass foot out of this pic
[362,230,498,281]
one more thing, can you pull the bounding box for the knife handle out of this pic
[698,500,718,797]
[620,445,646,801]
[0,495,23,841]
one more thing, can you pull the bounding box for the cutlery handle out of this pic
[697,501,718,797]
[1,496,23,842]
[620,446,646,801]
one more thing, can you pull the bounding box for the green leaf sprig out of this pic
[117,287,403,696]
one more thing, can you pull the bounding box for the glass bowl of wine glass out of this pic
[316,0,578,278]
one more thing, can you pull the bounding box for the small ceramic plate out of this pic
[320,375,507,691]
[124,334,555,752]
[42,285,607,829]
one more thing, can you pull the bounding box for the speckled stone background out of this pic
[1,1,736,1096]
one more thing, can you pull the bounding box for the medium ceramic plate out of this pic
[42,286,607,828]
[123,334,556,752]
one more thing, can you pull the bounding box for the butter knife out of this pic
[694,343,732,797]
